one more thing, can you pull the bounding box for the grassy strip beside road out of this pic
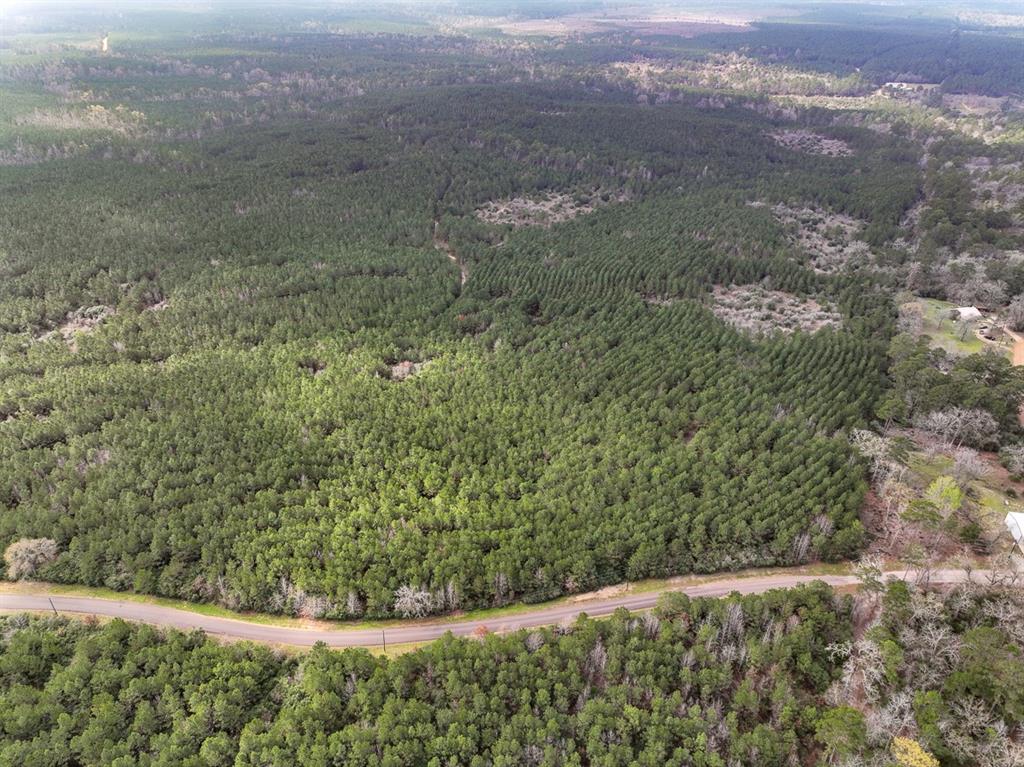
[0,562,855,634]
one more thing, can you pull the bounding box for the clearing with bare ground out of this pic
[641,294,678,307]
[475,191,621,228]
[710,285,842,336]
[965,158,1024,211]
[612,54,867,99]
[769,129,853,157]
[943,93,1011,116]
[42,305,115,351]
[386,360,430,381]
[766,202,871,273]
[14,105,145,136]
[461,10,756,38]
[496,18,747,36]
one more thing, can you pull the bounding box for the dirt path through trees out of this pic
[1008,330,1024,366]
[434,219,467,288]
[1002,328,1024,424]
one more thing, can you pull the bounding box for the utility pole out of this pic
[382,630,386,653]
[48,598,57,615]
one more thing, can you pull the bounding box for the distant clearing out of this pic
[480,12,754,37]
[14,105,144,135]
[769,129,852,157]
[767,202,870,273]
[966,158,1024,211]
[476,191,622,228]
[386,359,430,381]
[900,297,1012,359]
[943,93,1008,116]
[711,285,841,335]
[612,53,867,98]
[42,305,114,351]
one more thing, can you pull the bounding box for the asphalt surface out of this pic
[0,570,979,647]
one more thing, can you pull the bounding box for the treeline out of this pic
[881,335,1024,446]
[817,578,1024,765]
[701,24,1024,97]
[0,584,851,767]
[3,580,1021,765]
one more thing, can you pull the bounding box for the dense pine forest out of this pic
[2,580,1021,765]
[0,9,1022,604]
[0,85,911,615]
[3,0,1024,764]
[0,2,945,617]
[2,0,1024,618]
[2,585,856,766]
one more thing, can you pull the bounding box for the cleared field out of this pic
[904,297,1011,358]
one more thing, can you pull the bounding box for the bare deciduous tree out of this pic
[986,552,1023,588]
[584,638,607,687]
[216,576,241,611]
[953,447,990,483]
[866,691,915,746]
[951,275,1007,309]
[3,538,59,580]
[813,513,836,538]
[1005,293,1024,331]
[855,554,886,594]
[941,698,1008,766]
[270,576,335,618]
[825,640,852,663]
[493,571,511,604]
[880,476,912,530]
[904,622,961,688]
[896,303,924,336]
[839,637,887,703]
[433,580,460,612]
[640,613,661,639]
[982,597,1024,644]
[723,601,745,642]
[792,531,812,563]
[523,744,544,767]
[850,429,896,482]
[914,407,999,449]
[999,444,1024,476]
[394,584,434,617]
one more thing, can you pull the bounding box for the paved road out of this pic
[0,570,980,647]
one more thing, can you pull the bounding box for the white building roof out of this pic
[1006,512,1024,552]
[956,306,982,320]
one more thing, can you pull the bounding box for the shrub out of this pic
[891,737,940,767]
[3,538,59,580]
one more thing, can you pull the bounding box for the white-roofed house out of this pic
[1006,511,1024,554]
[955,306,983,321]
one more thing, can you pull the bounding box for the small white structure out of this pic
[955,306,983,321]
[1007,511,1024,554]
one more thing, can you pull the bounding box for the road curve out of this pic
[0,570,980,647]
